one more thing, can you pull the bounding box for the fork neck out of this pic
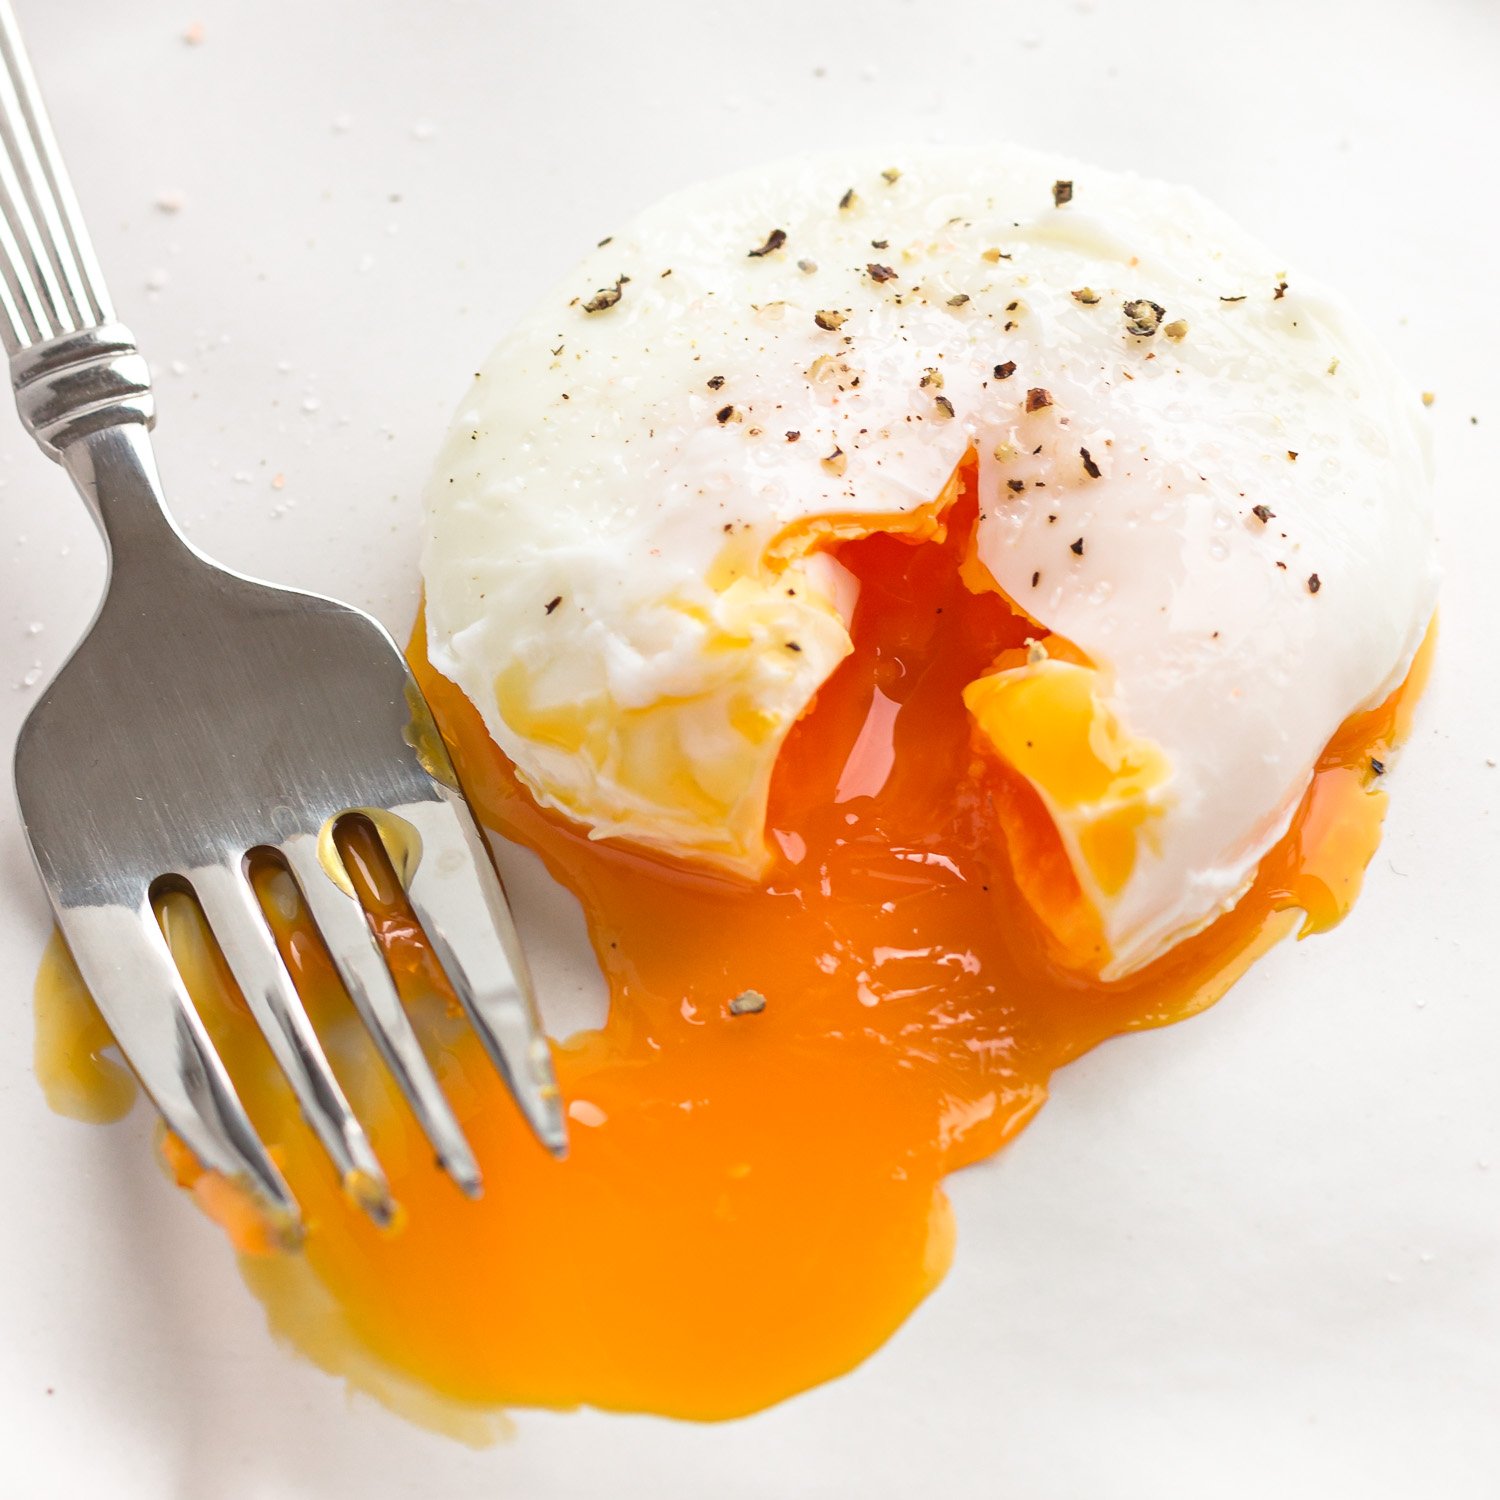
[59,417,195,570]
[8,322,191,567]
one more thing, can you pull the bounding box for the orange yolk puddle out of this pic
[34,468,1432,1428]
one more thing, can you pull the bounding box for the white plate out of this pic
[1,1,1497,1495]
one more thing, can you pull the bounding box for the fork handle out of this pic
[0,1,115,350]
[0,4,185,554]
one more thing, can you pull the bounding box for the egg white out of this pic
[421,146,1436,976]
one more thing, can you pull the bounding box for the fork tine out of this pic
[279,835,483,1197]
[188,863,394,1224]
[55,897,298,1230]
[402,797,568,1158]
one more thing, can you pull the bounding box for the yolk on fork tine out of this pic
[35,458,1430,1425]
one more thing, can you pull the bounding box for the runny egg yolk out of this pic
[36,461,1430,1427]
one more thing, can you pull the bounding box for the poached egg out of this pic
[422,146,1436,977]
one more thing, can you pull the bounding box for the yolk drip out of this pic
[34,469,1431,1429]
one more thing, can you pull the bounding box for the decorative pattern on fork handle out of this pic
[12,324,153,459]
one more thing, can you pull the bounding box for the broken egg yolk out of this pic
[35,466,1431,1427]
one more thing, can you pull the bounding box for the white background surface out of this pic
[0,1,1496,1496]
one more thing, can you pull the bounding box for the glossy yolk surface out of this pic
[36,462,1431,1427]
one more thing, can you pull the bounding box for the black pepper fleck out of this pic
[1052,179,1073,207]
[1080,447,1101,479]
[1123,298,1166,337]
[1070,537,1085,555]
[748,228,787,258]
[994,361,1017,380]
[582,276,628,314]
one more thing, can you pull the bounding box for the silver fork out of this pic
[1,0,565,1234]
